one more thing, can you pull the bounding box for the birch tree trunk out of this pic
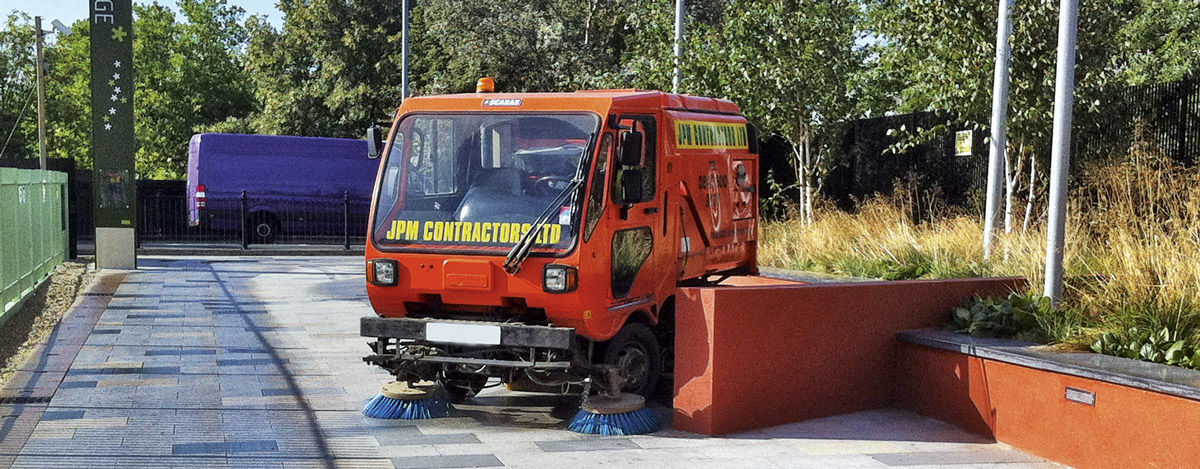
[803,134,815,225]
[1022,151,1037,232]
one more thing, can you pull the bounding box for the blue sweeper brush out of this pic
[363,381,449,420]
[568,392,659,436]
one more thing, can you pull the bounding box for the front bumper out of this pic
[360,317,575,350]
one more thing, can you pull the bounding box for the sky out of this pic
[0,0,284,29]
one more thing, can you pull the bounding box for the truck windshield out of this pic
[372,112,598,254]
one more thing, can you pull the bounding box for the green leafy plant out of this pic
[949,293,1050,339]
[1091,327,1200,369]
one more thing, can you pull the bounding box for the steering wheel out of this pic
[531,176,572,196]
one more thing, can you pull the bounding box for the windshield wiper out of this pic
[503,178,582,274]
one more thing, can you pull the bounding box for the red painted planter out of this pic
[672,276,1025,435]
[896,341,1200,469]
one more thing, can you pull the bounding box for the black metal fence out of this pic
[821,112,986,208]
[1076,75,1199,163]
[138,191,368,248]
[75,179,367,249]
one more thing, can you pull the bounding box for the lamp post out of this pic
[1043,0,1080,302]
[672,0,685,93]
[33,17,72,171]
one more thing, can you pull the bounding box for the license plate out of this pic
[424,322,501,345]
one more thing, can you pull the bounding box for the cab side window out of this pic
[611,116,657,204]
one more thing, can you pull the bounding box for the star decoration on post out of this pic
[111,95,118,101]
[109,107,117,115]
[111,27,127,42]
[114,87,121,94]
[113,60,121,68]
[104,123,112,130]
[108,80,115,86]
[113,73,121,80]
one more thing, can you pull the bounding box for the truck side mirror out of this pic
[617,131,643,167]
[367,125,383,159]
[615,167,644,204]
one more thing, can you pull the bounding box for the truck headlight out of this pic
[543,264,577,293]
[370,259,398,286]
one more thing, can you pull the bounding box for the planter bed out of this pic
[896,328,1200,468]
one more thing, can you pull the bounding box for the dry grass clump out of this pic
[0,262,92,388]
[760,142,1200,348]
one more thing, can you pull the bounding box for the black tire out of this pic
[248,212,280,244]
[603,322,662,398]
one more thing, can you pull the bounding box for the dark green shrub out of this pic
[948,293,1050,340]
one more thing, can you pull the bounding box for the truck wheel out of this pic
[603,322,661,398]
[249,213,279,244]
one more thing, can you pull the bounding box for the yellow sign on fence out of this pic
[955,130,973,156]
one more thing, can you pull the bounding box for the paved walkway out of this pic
[0,257,1056,468]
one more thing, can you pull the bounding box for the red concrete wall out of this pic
[673,277,1024,435]
[897,343,1200,468]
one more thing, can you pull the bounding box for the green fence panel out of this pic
[0,168,70,327]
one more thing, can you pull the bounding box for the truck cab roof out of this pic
[398,90,742,116]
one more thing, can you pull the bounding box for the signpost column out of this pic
[90,0,137,269]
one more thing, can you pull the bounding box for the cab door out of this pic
[607,115,662,312]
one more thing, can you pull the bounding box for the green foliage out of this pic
[949,293,1051,340]
[1091,327,1200,369]
[865,0,1135,160]
[1119,0,1200,85]
[0,13,36,158]
[31,0,256,177]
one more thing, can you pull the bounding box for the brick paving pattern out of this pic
[0,257,1057,468]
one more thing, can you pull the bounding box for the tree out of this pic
[132,0,256,178]
[0,13,36,159]
[866,0,1135,229]
[617,0,861,223]
[411,0,633,94]
[1119,0,1200,85]
[38,0,256,178]
[239,0,409,138]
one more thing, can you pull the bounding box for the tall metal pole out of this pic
[35,16,48,170]
[672,0,685,93]
[982,0,1014,259]
[1043,0,1080,302]
[401,0,410,101]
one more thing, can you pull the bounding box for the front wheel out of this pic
[603,322,662,398]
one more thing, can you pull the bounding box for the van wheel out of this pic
[249,213,279,244]
[603,322,661,398]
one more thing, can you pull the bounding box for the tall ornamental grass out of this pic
[760,142,1200,349]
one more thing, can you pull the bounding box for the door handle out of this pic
[643,207,659,214]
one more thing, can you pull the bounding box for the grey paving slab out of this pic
[535,437,639,452]
[391,454,503,469]
[0,256,1056,469]
[870,449,1047,466]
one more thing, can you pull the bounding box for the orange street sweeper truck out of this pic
[360,82,760,401]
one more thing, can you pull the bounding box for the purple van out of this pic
[186,133,378,243]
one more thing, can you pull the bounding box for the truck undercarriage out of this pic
[361,316,662,401]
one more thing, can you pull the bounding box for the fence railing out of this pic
[137,191,368,249]
[1,168,69,326]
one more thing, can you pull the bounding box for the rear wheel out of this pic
[603,322,661,398]
[248,212,279,244]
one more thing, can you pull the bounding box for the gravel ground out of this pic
[0,261,93,389]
